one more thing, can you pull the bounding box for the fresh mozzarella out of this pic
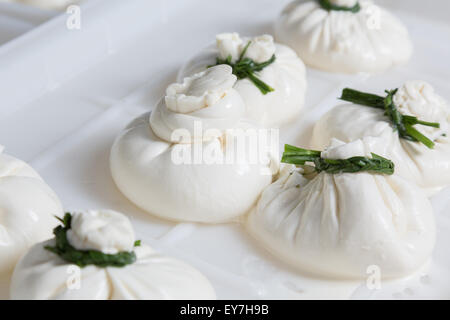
[165,64,237,113]
[10,209,216,300]
[111,66,275,223]
[311,81,450,196]
[247,139,436,279]
[67,210,135,254]
[393,81,449,140]
[151,65,244,143]
[177,33,307,127]
[216,33,276,64]
[0,147,63,276]
[275,0,412,74]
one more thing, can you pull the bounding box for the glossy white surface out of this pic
[111,113,274,223]
[0,0,449,299]
[111,65,274,223]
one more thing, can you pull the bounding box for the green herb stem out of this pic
[281,145,321,164]
[208,41,276,95]
[281,144,394,175]
[340,88,440,149]
[402,115,440,128]
[246,71,275,95]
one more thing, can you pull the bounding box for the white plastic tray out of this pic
[0,0,449,299]
[0,2,55,45]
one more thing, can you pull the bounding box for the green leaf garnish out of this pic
[340,88,440,149]
[208,41,276,95]
[318,0,361,13]
[281,144,394,175]
[44,213,139,268]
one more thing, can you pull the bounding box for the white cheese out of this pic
[275,0,412,74]
[394,81,449,140]
[311,81,450,196]
[0,148,63,276]
[111,67,275,223]
[216,33,276,64]
[165,65,237,113]
[67,210,135,254]
[151,65,245,143]
[247,138,436,279]
[178,33,307,127]
[216,32,244,63]
[10,210,216,300]
[243,35,276,63]
[321,138,368,159]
